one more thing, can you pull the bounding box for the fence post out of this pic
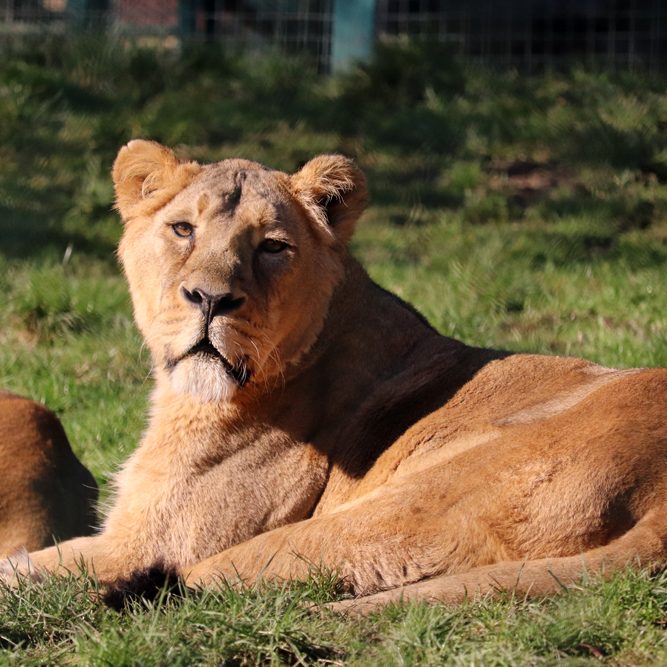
[68,0,109,27]
[331,0,375,72]
[179,0,197,39]
[67,0,86,27]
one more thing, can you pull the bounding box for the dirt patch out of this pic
[487,159,577,206]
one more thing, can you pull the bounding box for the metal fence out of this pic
[0,0,665,72]
[376,0,667,72]
[181,1,333,71]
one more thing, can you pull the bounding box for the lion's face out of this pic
[113,141,367,403]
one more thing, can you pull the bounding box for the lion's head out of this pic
[113,140,367,403]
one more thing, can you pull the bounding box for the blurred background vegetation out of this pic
[0,37,666,482]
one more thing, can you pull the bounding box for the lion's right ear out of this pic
[112,140,201,221]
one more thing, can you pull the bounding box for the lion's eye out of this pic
[259,238,289,254]
[171,222,194,238]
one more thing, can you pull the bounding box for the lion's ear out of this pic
[112,140,201,221]
[290,155,368,244]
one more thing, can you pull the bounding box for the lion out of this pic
[3,139,666,612]
[0,392,97,557]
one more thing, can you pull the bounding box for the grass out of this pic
[0,36,666,663]
[2,569,667,665]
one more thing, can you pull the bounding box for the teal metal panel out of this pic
[179,0,197,38]
[67,0,86,26]
[331,0,375,71]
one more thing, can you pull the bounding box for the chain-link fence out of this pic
[1,0,665,72]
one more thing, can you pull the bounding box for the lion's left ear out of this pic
[290,155,368,244]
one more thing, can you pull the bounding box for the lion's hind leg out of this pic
[328,507,667,614]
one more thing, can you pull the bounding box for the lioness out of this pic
[0,392,97,556]
[3,140,666,611]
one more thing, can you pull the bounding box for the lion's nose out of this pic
[181,286,245,321]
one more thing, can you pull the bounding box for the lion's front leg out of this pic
[183,525,318,590]
[182,499,440,595]
[0,534,135,587]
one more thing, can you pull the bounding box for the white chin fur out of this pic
[169,357,238,403]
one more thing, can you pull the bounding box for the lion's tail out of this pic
[329,507,667,614]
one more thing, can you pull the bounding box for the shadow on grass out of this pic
[538,194,657,231]
[0,208,117,262]
[515,230,667,269]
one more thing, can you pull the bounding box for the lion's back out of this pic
[0,392,98,555]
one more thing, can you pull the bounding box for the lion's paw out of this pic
[0,549,43,588]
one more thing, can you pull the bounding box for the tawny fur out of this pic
[0,392,97,557]
[5,141,667,611]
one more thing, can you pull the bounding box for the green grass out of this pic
[2,569,667,665]
[0,37,666,664]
